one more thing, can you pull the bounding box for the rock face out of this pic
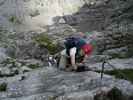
[61,0,133,32]
[0,0,133,99]
[87,57,133,71]
[0,0,96,32]
[60,0,133,55]
[0,47,8,63]
[0,0,133,56]
[0,67,133,100]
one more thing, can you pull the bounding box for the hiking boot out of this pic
[76,65,91,72]
[65,65,77,72]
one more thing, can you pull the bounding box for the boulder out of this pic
[0,47,8,63]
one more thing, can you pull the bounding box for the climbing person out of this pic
[58,32,95,71]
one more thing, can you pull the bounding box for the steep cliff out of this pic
[0,0,97,32]
[0,0,133,57]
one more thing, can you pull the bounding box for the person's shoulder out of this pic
[70,47,77,51]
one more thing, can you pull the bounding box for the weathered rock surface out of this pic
[0,0,99,32]
[0,0,133,100]
[87,57,133,71]
[0,47,8,63]
[61,0,133,55]
[0,67,133,100]
[0,0,133,56]
[0,58,45,77]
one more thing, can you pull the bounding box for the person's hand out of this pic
[72,64,78,70]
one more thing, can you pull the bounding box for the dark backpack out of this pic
[64,37,86,55]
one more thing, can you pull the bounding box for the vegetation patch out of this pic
[33,34,60,54]
[127,46,133,57]
[9,16,21,24]
[0,29,17,57]
[48,96,58,100]
[107,87,126,100]
[103,69,133,83]
[94,87,128,100]
[1,57,17,67]
[28,64,40,69]
[0,82,7,92]
[109,52,131,59]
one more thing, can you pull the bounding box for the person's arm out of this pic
[69,47,77,69]
[81,54,88,63]
[76,55,88,66]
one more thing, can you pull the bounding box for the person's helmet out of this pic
[81,44,93,55]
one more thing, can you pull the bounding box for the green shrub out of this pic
[48,96,57,100]
[104,69,133,83]
[0,83,7,92]
[34,34,59,54]
[28,64,40,69]
[127,47,133,57]
[9,16,21,24]
[94,87,128,100]
[107,87,126,100]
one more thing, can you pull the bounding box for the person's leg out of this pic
[58,49,67,70]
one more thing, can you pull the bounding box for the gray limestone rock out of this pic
[0,47,8,63]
